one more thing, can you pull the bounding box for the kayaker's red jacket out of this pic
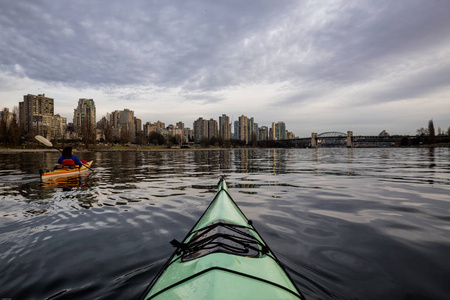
[58,155,83,167]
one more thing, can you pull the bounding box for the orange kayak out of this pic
[40,161,93,180]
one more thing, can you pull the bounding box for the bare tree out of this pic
[428,119,435,144]
[8,113,21,146]
[0,108,7,145]
[97,116,113,143]
[0,109,21,146]
[81,118,96,148]
[416,127,428,136]
[119,125,131,144]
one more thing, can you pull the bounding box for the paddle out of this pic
[35,135,62,153]
[35,135,94,172]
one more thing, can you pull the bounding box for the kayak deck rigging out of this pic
[170,220,269,262]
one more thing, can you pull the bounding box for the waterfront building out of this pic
[234,121,239,140]
[247,117,254,144]
[208,118,218,139]
[162,124,184,144]
[155,121,166,132]
[50,114,67,140]
[275,121,286,140]
[176,121,185,135]
[119,109,135,142]
[270,123,276,140]
[73,98,96,135]
[238,115,248,143]
[143,120,166,138]
[176,121,186,143]
[0,108,15,128]
[219,114,231,140]
[19,93,54,134]
[31,114,65,140]
[193,117,209,142]
[259,126,268,141]
[269,121,287,140]
[135,117,142,133]
[110,110,120,129]
[143,122,155,137]
[185,128,194,142]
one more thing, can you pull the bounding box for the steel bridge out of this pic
[281,132,412,148]
[317,132,347,137]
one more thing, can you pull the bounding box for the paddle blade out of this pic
[35,135,53,147]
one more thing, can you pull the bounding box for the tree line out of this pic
[0,108,21,146]
[1,108,450,147]
[413,119,450,145]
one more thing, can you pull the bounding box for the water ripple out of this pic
[0,149,449,299]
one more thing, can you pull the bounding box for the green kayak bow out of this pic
[140,178,304,300]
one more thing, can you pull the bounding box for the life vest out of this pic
[61,159,75,166]
[53,159,77,169]
[54,158,86,169]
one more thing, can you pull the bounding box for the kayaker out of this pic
[58,146,83,168]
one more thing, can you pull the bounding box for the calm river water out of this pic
[0,148,449,300]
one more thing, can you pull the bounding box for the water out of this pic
[0,148,449,300]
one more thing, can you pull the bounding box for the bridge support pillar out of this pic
[347,131,354,148]
[311,132,318,148]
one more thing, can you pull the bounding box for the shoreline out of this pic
[1,144,449,154]
[0,147,261,153]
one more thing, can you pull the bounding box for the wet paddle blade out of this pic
[35,135,53,147]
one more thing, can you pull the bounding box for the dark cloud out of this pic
[181,91,225,104]
[365,60,450,104]
[0,0,294,89]
[291,0,450,101]
[1,0,450,112]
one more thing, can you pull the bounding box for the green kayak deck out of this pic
[140,179,303,300]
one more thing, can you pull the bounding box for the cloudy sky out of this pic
[1,0,449,137]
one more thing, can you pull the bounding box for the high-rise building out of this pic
[234,121,239,139]
[247,117,254,143]
[73,98,96,134]
[193,117,209,142]
[279,122,286,139]
[19,94,54,134]
[110,110,120,129]
[135,117,142,133]
[176,121,185,142]
[184,128,194,142]
[0,108,14,128]
[50,114,67,140]
[238,115,248,143]
[268,121,289,140]
[274,121,286,140]
[119,109,135,142]
[219,114,231,140]
[176,121,185,134]
[208,118,218,139]
[259,126,268,141]
[154,121,165,133]
[270,122,276,140]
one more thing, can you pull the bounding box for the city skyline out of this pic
[9,93,296,143]
[3,92,445,139]
[1,1,449,137]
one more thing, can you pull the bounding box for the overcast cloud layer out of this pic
[1,0,449,136]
